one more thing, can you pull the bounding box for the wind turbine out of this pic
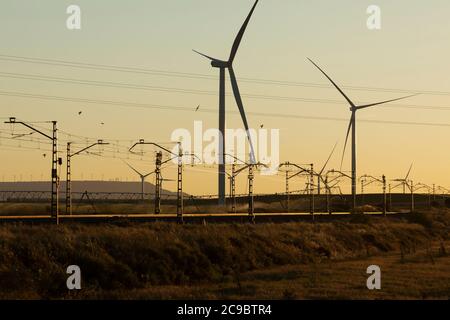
[308,58,417,212]
[194,0,259,205]
[316,142,337,195]
[124,161,154,201]
[393,163,413,194]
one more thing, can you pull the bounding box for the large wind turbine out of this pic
[194,0,259,205]
[125,162,153,201]
[308,58,416,212]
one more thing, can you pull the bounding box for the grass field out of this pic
[0,209,448,299]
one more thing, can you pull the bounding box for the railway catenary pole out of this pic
[155,151,162,214]
[5,117,61,224]
[248,164,254,223]
[129,140,197,221]
[382,175,387,216]
[309,164,314,216]
[285,169,290,213]
[66,140,108,215]
[278,162,310,213]
[177,143,183,223]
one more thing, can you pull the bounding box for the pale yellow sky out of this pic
[0,0,449,195]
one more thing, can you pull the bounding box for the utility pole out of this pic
[389,183,392,212]
[5,118,60,224]
[285,169,290,213]
[278,162,310,213]
[230,162,236,213]
[248,164,254,223]
[382,175,387,216]
[51,121,58,222]
[66,142,71,215]
[310,164,314,216]
[177,143,183,223]
[129,140,194,219]
[66,140,108,215]
[155,151,162,214]
[325,176,331,214]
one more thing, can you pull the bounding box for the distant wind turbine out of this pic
[193,0,259,205]
[124,161,154,201]
[308,58,417,211]
[393,163,413,194]
[316,142,337,195]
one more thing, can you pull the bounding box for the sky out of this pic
[0,0,449,196]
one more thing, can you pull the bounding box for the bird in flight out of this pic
[42,153,46,158]
[78,111,82,115]
[195,105,200,112]
[260,124,264,128]
[100,122,105,125]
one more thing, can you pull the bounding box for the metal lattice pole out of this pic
[155,152,162,214]
[248,165,254,223]
[66,142,72,215]
[177,145,183,223]
[310,164,314,216]
[231,163,236,213]
[51,121,59,224]
[285,170,290,213]
[382,175,387,216]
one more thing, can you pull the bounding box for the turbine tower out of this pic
[308,58,416,212]
[125,162,153,201]
[393,163,413,193]
[194,0,259,205]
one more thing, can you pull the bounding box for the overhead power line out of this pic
[1,71,449,112]
[1,53,450,96]
[0,90,449,128]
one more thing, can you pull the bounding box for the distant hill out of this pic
[0,181,181,196]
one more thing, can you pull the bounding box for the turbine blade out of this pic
[143,171,155,178]
[340,115,354,170]
[124,161,143,177]
[307,58,356,108]
[356,94,418,110]
[405,163,413,180]
[192,49,216,61]
[229,0,259,63]
[319,142,338,175]
[228,66,256,163]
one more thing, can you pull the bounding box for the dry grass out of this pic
[0,209,448,299]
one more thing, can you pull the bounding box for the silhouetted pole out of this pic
[5,118,59,224]
[51,121,58,223]
[177,144,184,223]
[309,164,314,216]
[410,180,414,213]
[66,142,72,215]
[155,152,162,214]
[389,183,392,212]
[382,175,387,216]
[230,163,236,213]
[285,170,290,213]
[66,140,108,215]
[248,165,254,223]
[325,176,331,214]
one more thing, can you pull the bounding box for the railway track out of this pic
[0,211,407,224]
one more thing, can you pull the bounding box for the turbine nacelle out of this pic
[211,60,230,69]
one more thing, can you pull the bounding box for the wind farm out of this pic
[0,0,449,302]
